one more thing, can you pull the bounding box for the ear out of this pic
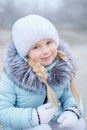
[57,51,68,61]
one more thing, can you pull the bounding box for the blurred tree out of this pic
[0,0,87,29]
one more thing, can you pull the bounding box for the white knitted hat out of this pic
[12,15,60,57]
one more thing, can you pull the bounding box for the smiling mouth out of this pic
[41,56,52,61]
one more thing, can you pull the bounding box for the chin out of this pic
[42,60,53,66]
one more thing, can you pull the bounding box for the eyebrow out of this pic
[32,39,54,47]
[47,40,53,43]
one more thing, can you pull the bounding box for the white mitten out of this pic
[57,107,79,129]
[32,103,56,125]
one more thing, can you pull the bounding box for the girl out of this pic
[0,15,86,130]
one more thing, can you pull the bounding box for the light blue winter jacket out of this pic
[0,42,83,130]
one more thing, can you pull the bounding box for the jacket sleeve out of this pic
[0,72,35,129]
[59,81,83,117]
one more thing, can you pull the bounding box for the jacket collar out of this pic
[4,40,76,91]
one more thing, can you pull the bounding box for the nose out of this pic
[42,46,49,54]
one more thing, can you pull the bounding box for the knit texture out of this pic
[12,15,59,57]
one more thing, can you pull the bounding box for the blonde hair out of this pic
[28,51,80,115]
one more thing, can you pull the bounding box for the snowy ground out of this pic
[0,28,87,129]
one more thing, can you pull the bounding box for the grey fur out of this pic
[4,40,76,91]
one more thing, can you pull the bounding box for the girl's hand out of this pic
[57,110,79,128]
[32,103,55,124]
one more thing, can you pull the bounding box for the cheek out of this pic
[52,47,58,57]
[28,52,40,61]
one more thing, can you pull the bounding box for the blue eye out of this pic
[33,46,40,49]
[33,47,38,49]
[46,41,54,45]
[46,41,51,45]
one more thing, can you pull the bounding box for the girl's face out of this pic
[28,39,58,66]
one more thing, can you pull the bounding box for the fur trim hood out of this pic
[4,40,76,91]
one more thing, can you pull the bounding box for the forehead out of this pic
[33,39,54,46]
